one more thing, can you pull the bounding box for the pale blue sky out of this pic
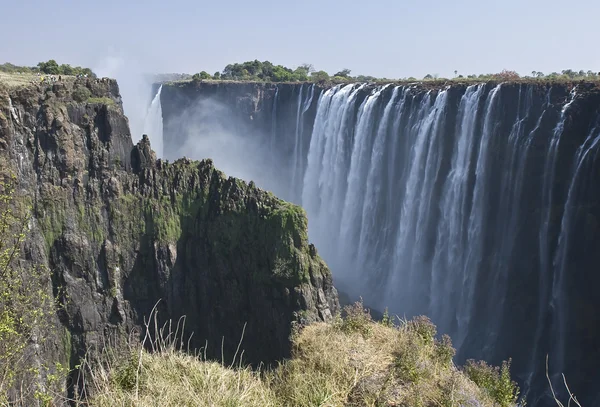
[2,0,599,79]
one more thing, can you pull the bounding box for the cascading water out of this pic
[143,85,164,157]
[8,97,20,125]
[161,80,600,405]
[298,83,600,405]
[291,84,315,201]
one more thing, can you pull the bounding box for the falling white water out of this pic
[430,84,485,337]
[8,97,20,125]
[291,84,315,201]
[551,117,600,375]
[270,86,279,155]
[142,85,164,157]
[161,80,600,405]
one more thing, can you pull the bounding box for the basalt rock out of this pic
[0,78,338,401]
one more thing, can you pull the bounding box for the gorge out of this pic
[158,80,600,406]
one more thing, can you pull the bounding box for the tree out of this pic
[199,71,211,80]
[494,70,520,81]
[271,65,294,82]
[213,72,221,79]
[454,70,458,77]
[60,64,75,76]
[310,70,330,83]
[424,74,433,80]
[561,69,575,78]
[293,66,309,81]
[37,59,60,75]
[299,63,315,73]
[334,68,351,78]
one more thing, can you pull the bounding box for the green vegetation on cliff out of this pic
[0,174,67,405]
[85,301,522,407]
[0,60,95,77]
[186,60,600,84]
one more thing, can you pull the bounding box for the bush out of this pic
[334,299,372,336]
[406,315,437,346]
[111,353,144,392]
[73,86,91,102]
[434,334,456,367]
[464,359,520,407]
[380,307,395,328]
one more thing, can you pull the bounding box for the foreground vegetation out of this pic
[82,302,521,407]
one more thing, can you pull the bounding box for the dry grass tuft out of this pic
[87,351,276,407]
[80,301,521,407]
[267,301,505,407]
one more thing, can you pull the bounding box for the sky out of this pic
[1,0,599,80]
[2,0,598,139]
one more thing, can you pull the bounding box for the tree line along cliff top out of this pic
[174,59,600,84]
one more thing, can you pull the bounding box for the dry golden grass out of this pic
[82,303,520,407]
[0,72,79,88]
[0,72,40,87]
[268,314,499,407]
[87,351,276,407]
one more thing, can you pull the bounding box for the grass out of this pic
[0,72,39,87]
[77,301,522,407]
[87,97,115,105]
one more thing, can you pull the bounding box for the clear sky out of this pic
[2,0,599,79]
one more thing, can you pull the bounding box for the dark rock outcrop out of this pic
[0,78,338,400]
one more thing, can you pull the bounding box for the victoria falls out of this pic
[150,77,600,406]
[2,0,600,405]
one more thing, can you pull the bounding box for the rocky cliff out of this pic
[0,77,338,401]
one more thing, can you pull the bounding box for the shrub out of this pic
[395,338,423,383]
[111,352,144,392]
[334,299,372,336]
[380,307,396,328]
[434,334,456,367]
[406,315,437,346]
[87,97,114,105]
[72,86,91,102]
[464,359,520,407]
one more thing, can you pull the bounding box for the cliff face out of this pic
[0,78,338,399]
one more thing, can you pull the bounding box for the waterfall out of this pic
[8,97,20,125]
[302,84,366,275]
[270,86,279,155]
[291,84,315,201]
[161,80,600,404]
[551,113,600,375]
[143,85,164,157]
[430,84,485,339]
[298,83,600,404]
